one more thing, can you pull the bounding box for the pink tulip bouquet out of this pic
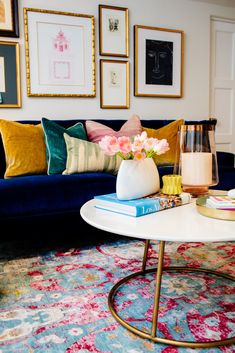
[99,131,170,161]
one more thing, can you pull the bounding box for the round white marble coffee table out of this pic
[80,199,235,348]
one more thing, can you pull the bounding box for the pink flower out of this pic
[153,139,170,155]
[131,131,148,152]
[133,151,146,161]
[131,138,144,152]
[118,136,132,154]
[144,137,158,151]
[99,136,119,156]
[138,131,148,141]
[99,131,169,160]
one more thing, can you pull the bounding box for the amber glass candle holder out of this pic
[173,124,219,197]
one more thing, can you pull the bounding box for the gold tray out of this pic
[196,196,235,221]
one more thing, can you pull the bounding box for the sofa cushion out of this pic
[85,114,142,143]
[0,173,117,220]
[63,133,121,175]
[0,120,47,178]
[42,118,87,175]
[142,119,184,165]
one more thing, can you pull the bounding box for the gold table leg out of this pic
[151,241,165,337]
[108,240,235,348]
[141,239,150,272]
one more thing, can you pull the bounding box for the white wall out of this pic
[1,0,235,121]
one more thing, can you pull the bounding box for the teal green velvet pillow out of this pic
[41,118,87,174]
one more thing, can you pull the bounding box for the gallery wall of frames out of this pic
[0,1,183,109]
[0,0,234,120]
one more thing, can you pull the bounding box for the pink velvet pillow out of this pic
[85,115,142,143]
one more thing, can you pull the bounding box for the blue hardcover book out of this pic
[94,192,191,217]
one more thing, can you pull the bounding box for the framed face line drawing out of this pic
[134,25,184,98]
[100,59,129,109]
[0,0,19,37]
[24,8,96,97]
[99,4,129,57]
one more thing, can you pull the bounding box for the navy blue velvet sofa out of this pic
[0,119,234,242]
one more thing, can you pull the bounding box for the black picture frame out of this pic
[0,0,19,38]
[0,41,21,107]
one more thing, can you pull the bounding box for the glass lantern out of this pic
[173,124,219,196]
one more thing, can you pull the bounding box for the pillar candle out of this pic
[181,152,212,186]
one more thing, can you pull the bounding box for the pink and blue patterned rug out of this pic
[0,238,234,353]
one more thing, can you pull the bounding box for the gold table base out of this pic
[108,240,235,348]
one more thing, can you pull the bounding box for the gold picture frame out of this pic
[99,4,129,57]
[0,0,19,37]
[0,40,21,107]
[100,59,129,109]
[24,8,96,97]
[134,25,184,98]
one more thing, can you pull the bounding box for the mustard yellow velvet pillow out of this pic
[142,119,184,165]
[0,120,47,178]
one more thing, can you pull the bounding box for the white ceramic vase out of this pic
[116,158,160,200]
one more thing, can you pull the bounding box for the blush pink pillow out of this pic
[85,115,142,143]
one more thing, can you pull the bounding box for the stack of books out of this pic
[206,195,235,210]
[94,192,191,217]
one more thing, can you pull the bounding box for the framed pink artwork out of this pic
[24,8,96,97]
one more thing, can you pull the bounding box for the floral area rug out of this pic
[0,238,235,353]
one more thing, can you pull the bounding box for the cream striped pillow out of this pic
[63,133,121,175]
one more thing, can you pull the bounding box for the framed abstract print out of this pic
[0,41,21,107]
[134,25,184,98]
[100,59,129,109]
[24,8,96,97]
[0,0,19,37]
[99,5,129,57]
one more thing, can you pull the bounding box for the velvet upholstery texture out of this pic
[42,118,87,174]
[142,119,184,165]
[0,118,233,240]
[0,173,116,220]
[0,120,47,178]
[0,167,174,221]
